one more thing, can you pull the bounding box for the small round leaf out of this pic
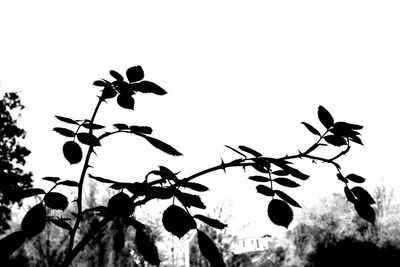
[268,199,293,228]
[63,141,82,164]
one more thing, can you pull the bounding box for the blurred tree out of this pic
[0,92,32,234]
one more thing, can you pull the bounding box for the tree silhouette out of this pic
[0,92,32,234]
[0,66,376,266]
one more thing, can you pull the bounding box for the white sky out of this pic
[1,1,400,237]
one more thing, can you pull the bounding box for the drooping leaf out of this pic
[248,175,270,182]
[268,199,293,228]
[337,173,348,183]
[49,218,72,231]
[324,135,347,146]
[238,145,262,157]
[176,192,206,209]
[256,185,274,197]
[272,170,290,176]
[0,231,26,259]
[42,177,60,183]
[350,135,364,145]
[77,132,101,146]
[88,174,117,184]
[63,141,83,164]
[44,192,69,210]
[53,127,76,137]
[135,228,161,266]
[21,204,47,237]
[130,125,153,135]
[110,70,124,81]
[274,190,301,208]
[149,186,175,200]
[301,122,321,136]
[93,80,108,87]
[354,201,376,224]
[141,135,182,156]
[193,215,227,229]
[126,66,145,83]
[113,123,129,130]
[181,182,209,192]
[82,122,105,130]
[197,230,226,267]
[19,188,46,199]
[346,174,366,183]
[273,178,300,188]
[344,186,356,203]
[117,93,135,110]
[318,106,334,129]
[107,192,134,217]
[55,115,78,125]
[162,205,196,238]
[130,81,167,95]
[58,180,79,187]
[101,86,117,99]
[285,166,309,180]
[351,186,375,204]
[158,166,179,182]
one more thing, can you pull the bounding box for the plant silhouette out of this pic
[0,66,376,266]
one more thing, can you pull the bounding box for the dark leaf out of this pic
[181,182,209,192]
[273,178,300,188]
[126,66,145,83]
[49,218,72,231]
[117,93,135,110]
[334,121,363,130]
[268,199,293,228]
[124,217,146,230]
[286,166,309,180]
[135,228,161,266]
[351,186,375,204]
[55,115,78,125]
[82,122,105,130]
[354,201,376,224]
[176,192,206,209]
[149,187,175,199]
[344,186,356,203]
[330,126,360,139]
[21,204,47,237]
[197,230,226,267]
[42,177,60,183]
[248,175,270,182]
[113,123,129,130]
[88,174,117,184]
[318,106,334,129]
[107,192,134,217]
[19,188,46,199]
[162,205,196,238]
[337,173,348,183]
[93,80,108,87]
[101,86,117,99]
[301,122,321,136]
[272,170,290,176]
[58,180,79,187]
[193,215,227,229]
[53,127,76,137]
[0,231,26,259]
[159,166,179,182]
[238,145,262,157]
[350,135,364,145]
[44,192,69,210]
[274,190,301,208]
[256,185,274,197]
[141,135,182,156]
[324,135,347,146]
[110,70,124,81]
[130,125,153,135]
[77,132,101,146]
[130,81,167,95]
[63,141,83,164]
[346,174,366,183]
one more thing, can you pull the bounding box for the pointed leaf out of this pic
[117,93,135,110]
[162,205,196,238]
[49,218,72,231]
[53,127,76,137]
[193,215,227,229]
[238,145,262,157]
[135,228,161,266]
[351,186,375,204]
[249,175,270,182]
[44,192,69,210]
[272,170,290,176]
[181,182,209,192]
[273,178,300,188]
[301,122,320,136]
[141,135,182,156]
[324,135,347,146]
[130,81,167,95]
[113,123,129,130]
[110,70,124,81]
[21,204,47,237]
[268,199,293,228]
[19,188,46,199]
[318,106,334,129]
[274,190,301,208]
[176,192,206,209]
[256,185,274,197]
[334,121,363,130]
[354,201,375,224]
[88,174,117,184]
[197,230,226,267]
[130,125,153,135]
[63,141,83,164]
[158,166,179,182]
[350,135,364,145]
[126,66,145,83]
[58,180,79,187]
[346,174,366,183]
[0,231,26,258]
[337,173,348,183]
[42,177,60,183]
[77,132,101,146]
[82,122,105,130]
[344,186,356,203]
[101,86,117,99]
[93,80,108,87]
[55,115,78,125]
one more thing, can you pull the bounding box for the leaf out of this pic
[42,177,60,183]
[238,145,262,157]
[117,93,135,110]
[130,81,167,95]
[101,86,117,99]
[0,231,26,259]
[113,123,129,130]
[135,228,161,266]
[77,132,101,146]
[248,175,270,182]
[63,141,83,164]
[351,186,375,204]
[337,173,348,183]
[193,215,227,229]
[141,135,182,156]
[197,230,226,267]
[49,218,72,231]
[58,180,79,187]
[334,121,363,130]
[88,174,117,184]
[350,135,364,145]
[176,192,206,209]
[318,106,334,129]
[324,135,347,146]
[107,192,133,217]
[301,122,320,136]
[330,125,360,139]
[268,199,293,228]
[162,205,196,238]
[126,66,145,83]
[93,80,108,87]
[344,186,356,203]
[286,166,309,180]
[181,182,209,192]
[53,127,76,137]
[130,125,153,135]
[158,166,179,182]
[55,115,78,125]
[273,178,300,188]
[272,170,290,176]
[256,185,274,197]
[19,188,46,199]
[21,204,47,237]
[354,201,376,224]
[346,174,366,183]
[274,190,301,208]
[44,192,69,210]
[82,122,105,130]
[110,70,124,81]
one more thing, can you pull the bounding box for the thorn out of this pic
[220,158,226,174]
